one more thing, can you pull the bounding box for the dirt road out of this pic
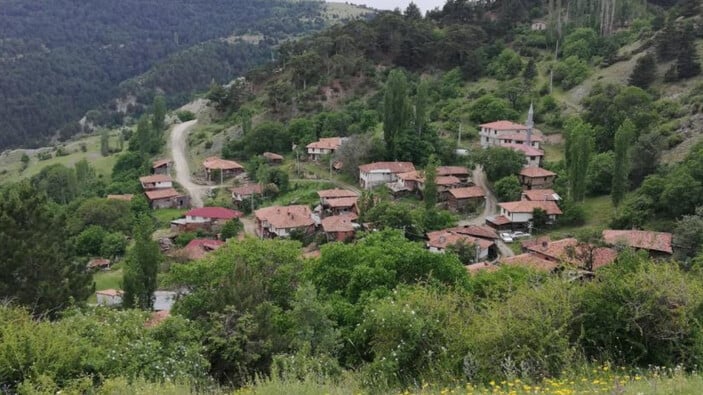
[459,166,514,258]
[170,120,207,208]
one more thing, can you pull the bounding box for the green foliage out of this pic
[175,232,198,247]
[674,207,703,261]
[0,181,92,316]
[223,121,291,160]
[75,225,107,256]
[552,56,590,89]
[100,232,128,259]
[612,120,636,206]
[423,155,439,209]
[383,69,412,161]
[151,96,167,132]
[67,197,132,234]
[220,219,243,240]
[175,110,196,122]
[445,240,478,264]
[31,164,78,204]
[123,215,161,309]
[494,175,523,202]
[477,147,526,181]
[586,151,615,196]
[628,53,657,89]
[490,48,523,80]
[288,118,317,146]
[565,119,594,201]
[468,94,519,124]
[562,28,599,60]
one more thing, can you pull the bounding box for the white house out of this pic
[306,137,346,161]
[358,161,416,189]
[479,120,530,148]
[501,143,544,168]
[139,174,173,190]
[426,230,494,262]
[96,289,123,307]
[498,200,562,224]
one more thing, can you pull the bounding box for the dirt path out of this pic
[458,166,514,258]
[170,120,208,208]
[240,217,258,237]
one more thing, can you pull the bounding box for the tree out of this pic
[123,215,161,309]
[288,118,317,146]
[100,129,110,157]
[423,155,438,209]
[523,58,537,81]
[414,80,429,136]
[468,94,519,124]
[20,153,29,171]
[446,240,478,264]
[531,208,549,229]
[675,26,701,80]
[75,225,107,256]
[151,95,167,132]
[383,69,412,160]
[220,219,243,240]
[404,2,422,20]
[612,120,635,207]
[494,175,523,202]
[67,197,132,234]
[477,147,526,181]
[490,48,523,80]
[565,120,594,201]
[100,232,128,259]
[674,207,703,260]
[0,181,92,316]
[586,152,614,196]
[628,53,657,89]
[31,164,78,204]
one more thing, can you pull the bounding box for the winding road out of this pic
[459,165,515,258]
[170,120,207,208]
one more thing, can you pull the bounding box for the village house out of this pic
[171,207,242,232]
[255,205,315,238]
[522,237,618,270]
[445,225,500,241]
[521,188,561,201]
[501,253,559,272]
[231,183,263,206]
[531,20,547,30]
[263,152,284,165]
[87,258,111,270]
[497,133,542,149]
[389,170,423,194]
[181,239,225,260]
[145,188,190,209]
[152,159,172,175]
[426,230,496,262]
[306,137,345,161]
[602,229,674,257]
[447,186,486,212]
[203,156,245,181]
[519,167,557,189]
[107,194,134,202]
[321,214,358,242]
[435,176,463,200]
[325,197,359,216]
[139,174,173,190]
[501,143,544,168]
[479,120,529,148]
[437,166,472,185]
[486,200,562,230]
[359,161,416,190]
[318,189,359,206]
[466,261,499,274]
[96,289,123,307]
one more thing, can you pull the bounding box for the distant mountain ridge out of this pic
[0,0,372,149]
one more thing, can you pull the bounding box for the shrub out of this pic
[176,110,196,122]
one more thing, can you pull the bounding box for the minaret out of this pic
[526,102,534,147]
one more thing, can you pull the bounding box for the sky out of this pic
[339,0,447,13]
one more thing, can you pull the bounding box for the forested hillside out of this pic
[0,0,370,149]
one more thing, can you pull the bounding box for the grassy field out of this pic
[323,2,374,21]
[88,262,124,304]
[0,131,123,184]
[153,208,188,228]
[547,195,615,239]
[272,180,336,206]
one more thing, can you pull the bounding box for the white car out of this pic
[500,232,514,243]
[511,231,531,239]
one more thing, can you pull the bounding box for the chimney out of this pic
[541,240,548,249]
[526,102,534,148]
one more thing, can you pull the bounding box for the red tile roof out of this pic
[436,176,462,186]
[437,166,470,177]
[318,189,359,199]
[500,143,544,157]
[602,230,673,254]
[152,159,171,168]
[203,156,244,170]
[139,174,172,184]
[449,186,486,199]
[255,205,315,229]
[96,289,123,297]
[107,194,134,201]
[397,170,423,182]
[145,310,171,328]
[502,253,559,271]
[231,183,263,196]
[522,189,560,201]
[500,200,562,215]
[358,161,416,174]
[321,215,357,233]
[87,258,111,269]
[263,152,284,160]
[526,238,618,269]
[487,215,511,226]
[446,225,499,240]
[426,230,494,250]
[306,137,343,150]
[145,188,181,201]
[480,120,528,130]
[326,197,358,208]
[186,207,242,220]
[520,167,557,178]
[466,262,499,274]
[182,239,225,260]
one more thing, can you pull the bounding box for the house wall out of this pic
[479,127,524,148]
[153,166,169,175]
[502,209,533,223]
[330,230,354,242]
[360,171,396,189]
[520,175,555,190]
[96,294,122,307]
[525,156,542,168]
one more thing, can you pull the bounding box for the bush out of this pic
[176,110,196,122]
[175,232,197,247]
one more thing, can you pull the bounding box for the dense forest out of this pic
[0,0,354,149]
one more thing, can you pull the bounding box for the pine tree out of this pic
[523,58,537,81]
[151,95,167,132]
[676,26,701,80]
[383,70,412,160]
[404,2,422,20]
[123,215,161,309]
[628,53,657,89]
[612,119,635,207]
[100,129,110,156]
[423,155,438,209]
[0,181,92,316]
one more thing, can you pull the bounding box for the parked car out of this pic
[511,231,531,239]
[500,232,514,243]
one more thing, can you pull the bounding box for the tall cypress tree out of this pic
[383,69,412,160]
[123,215,161,309]
[423,155,438,210]
[612,119,635,207]
[151,95,167,132]
[414,80,429,137]
[566,120,594,201]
